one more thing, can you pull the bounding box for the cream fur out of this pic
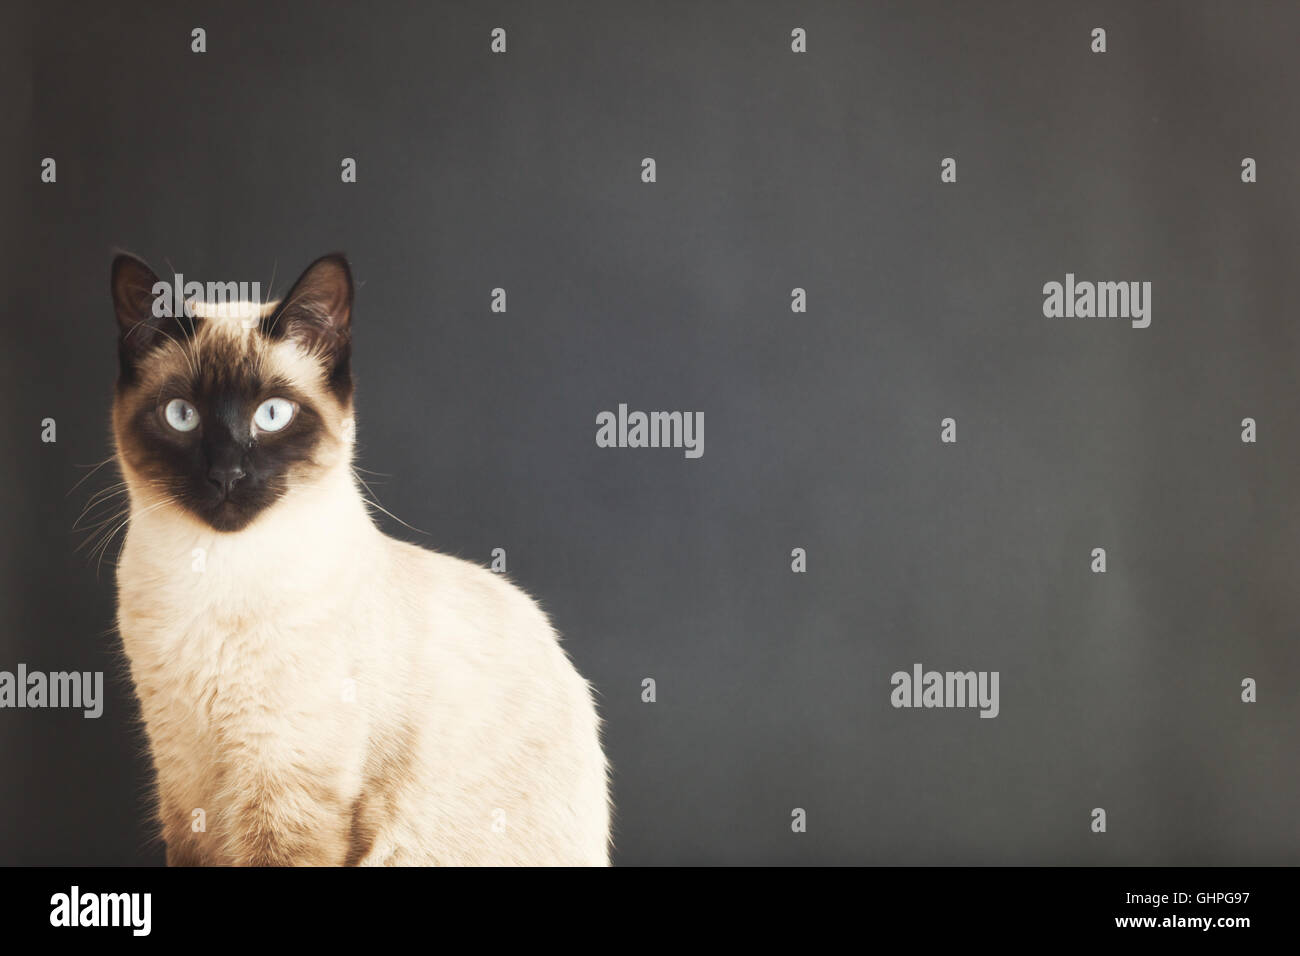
[113,315,610,866]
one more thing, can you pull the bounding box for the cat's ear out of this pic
[111,253,166,380]
[264,254,353,391]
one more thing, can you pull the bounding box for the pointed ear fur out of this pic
[263,254,353,396]
[111,253,166,383]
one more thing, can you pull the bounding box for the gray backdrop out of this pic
[3,0,1299,865]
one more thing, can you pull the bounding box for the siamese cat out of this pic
[108,253,610,866]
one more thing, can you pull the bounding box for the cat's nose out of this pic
[207,464,246,496]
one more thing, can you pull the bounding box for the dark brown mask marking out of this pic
[110,253,354,532]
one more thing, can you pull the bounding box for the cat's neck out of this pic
[119,463,383,607]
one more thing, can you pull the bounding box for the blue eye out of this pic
[253,398,296,433]
[164,399,199,432]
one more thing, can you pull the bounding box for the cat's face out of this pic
[110,254,355,533]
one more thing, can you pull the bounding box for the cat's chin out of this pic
[192,498,264,533]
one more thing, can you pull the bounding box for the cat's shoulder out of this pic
[381,535,554,631]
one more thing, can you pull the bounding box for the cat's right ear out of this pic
[111,253,166,381]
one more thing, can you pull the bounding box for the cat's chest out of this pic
[118,562,347,721]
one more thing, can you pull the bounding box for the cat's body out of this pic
[109,255,610,865]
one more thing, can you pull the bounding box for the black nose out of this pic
[208,464,246,496]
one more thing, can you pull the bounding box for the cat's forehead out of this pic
[132,304,332,400]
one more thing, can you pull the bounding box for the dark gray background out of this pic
[4,0,1299,865]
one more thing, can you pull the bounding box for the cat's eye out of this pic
[163,398,199,432]
[253,397,296,433]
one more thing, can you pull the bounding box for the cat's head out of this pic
[110,253,356,533]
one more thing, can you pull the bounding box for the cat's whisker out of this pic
[92,498,171,577]
[80,479,127,505]
[67,455,119,496]
[83,480,129,508]
[71,461,135,534]
[73,489,131,531]
[75,478,169,549]
[352,468,427,535]
[78,505,131,553]
[76,510,128,540]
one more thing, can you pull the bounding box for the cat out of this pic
[107,252,611,865]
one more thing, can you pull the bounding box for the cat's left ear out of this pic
[264,254,353,393]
